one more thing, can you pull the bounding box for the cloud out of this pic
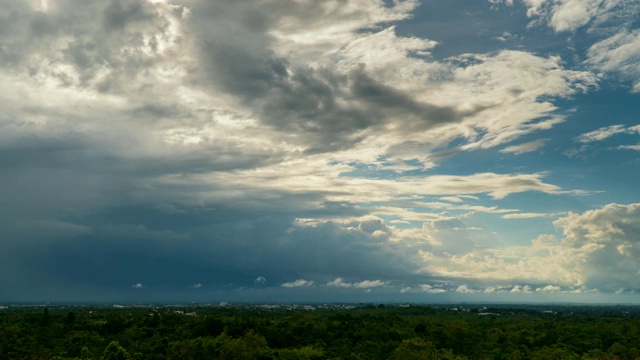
[482,286,511,293]
[618,144,640,151]
[193,283,203,289]
[537,285,562,292]
[587,30,640,92]
[416,203,640,293]
[489,0,514,6]
[418,233,580,287]
[353,280,386,289]
[446,51,596,152]
[132,283,144,289]
[420,284,447,294]
[455,284,479,293]
[555,203,640,248]
[325,278,386,289]
[325,278,353,288]
[521,0,639,33]
[502,212,565,219]
[0,0,629,302]
[576,124,636,143]
[0,0,594,246]
[510,285,533,293]
[548,0,605,32]
[570,124,640,156]
[500,139,548,154]
[183,0,595,164]
[222,168,575,205]
[518,0,640,98]
[439,196,465,203]
[281,279,314,288]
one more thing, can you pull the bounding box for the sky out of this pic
[2,0,640,304]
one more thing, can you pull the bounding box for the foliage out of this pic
[1,304,640,359]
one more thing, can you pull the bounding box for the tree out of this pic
[67,311,76,324]
[389,338,437,360]
[219,331,270,360]
[80,346,93,360]
[42,307,51,326]
[102,341,131,360]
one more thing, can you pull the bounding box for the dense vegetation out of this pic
[2,304,640,359]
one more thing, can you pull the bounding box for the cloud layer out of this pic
[1,0,639,302]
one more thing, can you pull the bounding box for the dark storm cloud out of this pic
[102,0,155,31]
[0,134,89,168]
[200,55,465,153]
[0,0,175,93]
[349,67,457,123]
[1,207,424,301]
[185,0,465,153]
[194,50,465,153]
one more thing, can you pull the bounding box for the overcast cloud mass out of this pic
[2,0,640,303]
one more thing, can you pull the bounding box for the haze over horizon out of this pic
[2,0,640,304]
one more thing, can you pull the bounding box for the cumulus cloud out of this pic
[548,0,606,32]
[414,203,640,293]
[281,279,314,288]
[555,203,640,247]
[325,278,353,288]
[482,286,511,293]
[455,284,479,294]
[353,280,386,289]
[420,284,447,294]
[510,285,533,293]
[132,283,145,289]
[537,285,562,292]
[325,278,386,289]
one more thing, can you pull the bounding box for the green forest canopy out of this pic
[1,304,640,359]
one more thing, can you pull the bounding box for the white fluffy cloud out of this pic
[420,284,447,294]
[325,277,386,289]
[553,203,640,290]
[413,203,640,292]
[281,279,314,288]
[548,0,608,32]
[456,285,479,293]
[520,0,637,33]
[537,285,561,292]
